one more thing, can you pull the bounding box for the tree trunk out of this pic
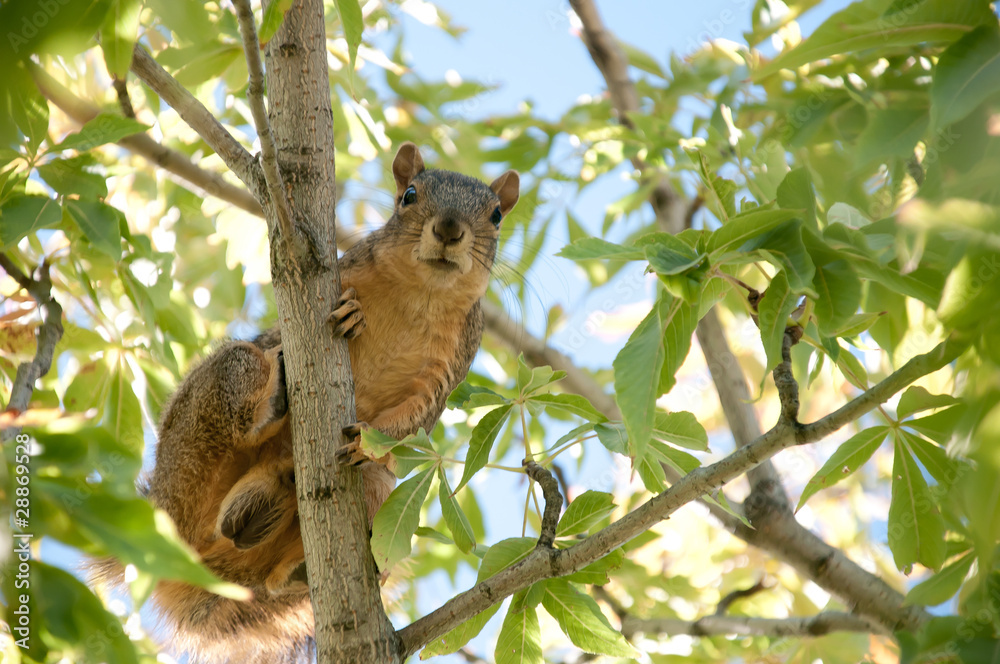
[262,0,399,660]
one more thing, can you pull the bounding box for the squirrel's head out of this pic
[380,142,519,294]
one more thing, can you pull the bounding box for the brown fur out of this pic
[93,144,518,663]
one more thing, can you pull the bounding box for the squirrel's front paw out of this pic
[337,421,373,466]
[329,287,365,339]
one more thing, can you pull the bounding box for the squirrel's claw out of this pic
[329,287,365,339]
[338,421,372,466]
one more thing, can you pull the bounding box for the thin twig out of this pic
[773,329,801,424]
[523,460,563,548]
[0,255,64,442]
[714,578,769,616]
[31,63,264,216]
[397,338,958,656]
[621,611,883,638]
[232,0,294,240]
[567,0,687,233]
[130,45,261,193]
[112,77,136,119]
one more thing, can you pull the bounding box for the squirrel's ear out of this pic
[490,170,520,217]
[392,142,425,197]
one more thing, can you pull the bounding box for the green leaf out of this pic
[621,43,665,78]
[901,430,962,488]
[636,447,667,492]
[613,301,665,461]
[813,260,862,335]
[24,561,139,664]
[51,112,148,152]
[644,243,705,276]
[37,478,248,599]
[594,422,628,456]
[905,405,967,446]
[931,26,1000,129]
[36,155,109,198]
[776,167,817,229]
[421,604,503,658]
[565,547,625,585]
[516,356,567,396]
[556,491,616,537]
[260,0,294,44]
[652,410,708,450]
[937,252,1000,328]
[103,359,143,459]
[526,393,607,422]
[479,537,537,581]
[836,347,869,390]
[455,404,513,493]
[796,426,889,511]
[888,436,947,571]
[541,579,636,657]
[757,270,799,374]
[447,382,508,409]
[706,208,801,255]
[495,604,543,664]
[65,200,123,259]
[390,442,433,478]
[99,0,143,78]
[10,75,50,154]
[157,43,242,87]
[0,194,61,248]
[832,312,884,339]
[755,0,992,79]
[650,439,701,475]
[748,222,817,295]
[557,237,644,261]
[64,361,110,412]
[897,386,959,420]
[658,297,697,395]
[371,466,434,572]
[333,0,364,72]
[857,106,929,164]
[438,467,476,554]
[905,550,975,606]
[360,426,399,458]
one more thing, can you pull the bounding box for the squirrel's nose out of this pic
[433,217,465,245]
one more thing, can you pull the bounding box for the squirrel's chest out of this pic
[344,273,468,407]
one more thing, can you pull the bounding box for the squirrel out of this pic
[93,143,519,663]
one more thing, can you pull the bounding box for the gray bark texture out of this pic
[262,0,400,660]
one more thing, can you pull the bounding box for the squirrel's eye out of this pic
[490,206,502,227]
[402,186,417,206]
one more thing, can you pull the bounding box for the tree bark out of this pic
[262,0,399,660]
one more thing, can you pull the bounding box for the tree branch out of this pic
[773,328,801,424]
[232,0,294,239]
[567,0,686,233]
[523,460,563,548]
[30,64,264,217]
[0,255,64,442]
[621,611,881,638]
[261,0,397,661]
[129,45,261,193]
[397,338,960,656]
